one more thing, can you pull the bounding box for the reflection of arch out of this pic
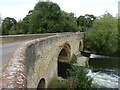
[57,43,71,78]
[37,78,45,89]
[79,41,83,51]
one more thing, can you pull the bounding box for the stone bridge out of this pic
[1,33,84,88]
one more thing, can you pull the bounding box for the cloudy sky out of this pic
[0,0,119,21]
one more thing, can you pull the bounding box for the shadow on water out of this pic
[89,58,119,76]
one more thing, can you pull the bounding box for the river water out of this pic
[87,54,120,88]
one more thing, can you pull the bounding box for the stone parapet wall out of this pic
[0,33,59,44]
[1,32,84,88]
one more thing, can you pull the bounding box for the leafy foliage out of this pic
[67,65,92,89]
[118,19,120,56]
[85,13,118,55]
[28,1,61,33]
[1,17,17,35]
[1,1,95,35]
[70,54,77,64]
[1,1,79,35]
[77,14,96,31]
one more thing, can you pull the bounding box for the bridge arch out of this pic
[37,78,46,89]
[57,43,71,78]
[58,43,71,61]
[79,40,83,51]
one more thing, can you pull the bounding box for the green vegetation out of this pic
[1,1,95,35]
[1,17,17,35]
[77,14,96,31]
[118,18,120,57]
[67,65,92,89]
[85,13,118,55]
[48,63,93,89]
[70,54,77,64]
[85,57,89,67]
[48,77,67,88]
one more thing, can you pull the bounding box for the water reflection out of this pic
[89,58,119,75]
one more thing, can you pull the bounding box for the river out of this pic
[86,54,120,88]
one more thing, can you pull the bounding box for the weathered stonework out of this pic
[2,33,84,88]
[1,33,59,44]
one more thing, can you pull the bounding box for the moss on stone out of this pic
[48,77,67,88]
[85,57,89,68]
[70,54,77,64]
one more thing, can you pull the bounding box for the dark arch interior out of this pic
[37,78,45,89]
[79,41,82,51]
[57,48,71,78]
[57,61,70,78]
[58,48,68,60]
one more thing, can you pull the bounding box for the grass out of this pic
[48,77,67,88]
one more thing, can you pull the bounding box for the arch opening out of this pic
[58,48,68,60]
[79,41,82,51]
[37,78,45,89]
[57,44,71,78]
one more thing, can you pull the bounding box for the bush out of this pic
[85,13,118,55]
[67,65,93,89]
[48,77,67,88]
[70,54,77,64]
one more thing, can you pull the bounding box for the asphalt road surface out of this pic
[0,41,25,69]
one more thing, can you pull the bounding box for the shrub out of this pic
[67,65,92,89]
[70,54,77,64]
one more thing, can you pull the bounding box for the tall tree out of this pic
[77,14,96,31]
[1,17,17,35]
[28,1,61,33]
[4,1,80,34]
[85,13,118,55]
[60,11,79,32]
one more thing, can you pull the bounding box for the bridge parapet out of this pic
[0,33,59,44]
[2,33,84,88]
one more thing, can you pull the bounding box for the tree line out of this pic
[1,1,96,35]
[1,1,118,56]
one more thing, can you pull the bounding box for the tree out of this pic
[28,1,61,33]
[1,17,17,35]
[3,1,80,34]
[85,13,118,55]
[27,1,78,33]
[60,11,79,32]
[77,14,96,31]
[118,18,120,56]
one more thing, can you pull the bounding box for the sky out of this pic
[0,0,119,21]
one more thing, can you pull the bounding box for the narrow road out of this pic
[0,34,58,74]
[0,41,26,72]
[1,41,25,66]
